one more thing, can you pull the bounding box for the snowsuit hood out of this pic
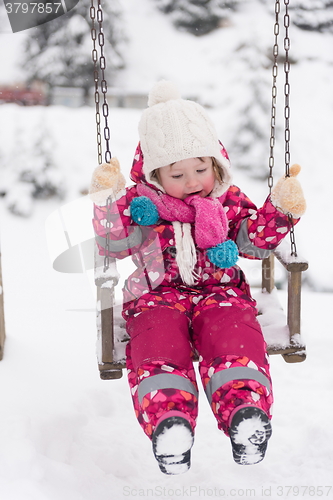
[129,142,232,199]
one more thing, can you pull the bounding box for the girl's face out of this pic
[157,157,216,200]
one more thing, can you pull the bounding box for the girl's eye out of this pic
[197,168,207,173]
[172,174,183,179]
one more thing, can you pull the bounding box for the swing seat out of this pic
[94,239,308,380]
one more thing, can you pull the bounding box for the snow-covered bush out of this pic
[290,0,333,33]
[1,124,65,217]
[154,0,243,36]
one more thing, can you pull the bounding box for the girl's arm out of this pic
[226,164,306,260]
[90,158,143,259]
[226,186,300,260]
[92,186,143,259]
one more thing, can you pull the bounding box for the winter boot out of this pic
[152,412,194,475]
[229,406,272,465]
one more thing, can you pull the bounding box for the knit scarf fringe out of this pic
[173,221,200,285]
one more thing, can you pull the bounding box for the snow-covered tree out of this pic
[290,0,333,33]
[3,123,65,217]
[22,0,126,103]
[260,0,333,33]
[19,127,65,201]
[154,0,243,36]
[228,39,277,179]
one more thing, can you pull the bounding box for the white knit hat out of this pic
[138,80,232,197]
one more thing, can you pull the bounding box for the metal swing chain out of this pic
[284,0,291,178]
[268,0,280,194]
[90,0,102,166]
[283,0,298,257]
[269,0,297,257]
[90,0,112,271]
[96,0,112,164]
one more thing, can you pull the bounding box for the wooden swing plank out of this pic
[262,253,275,293]
[97,288,124,379]
[261,245,308,363]
[283,269,307,363]
[95,249,123,379]
[99,286,114,362]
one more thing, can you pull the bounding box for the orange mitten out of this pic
[89,157,126,205]
[271,164,306,218]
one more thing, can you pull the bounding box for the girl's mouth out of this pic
[183,190,204,200]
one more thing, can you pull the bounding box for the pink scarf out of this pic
[136,184,229,248]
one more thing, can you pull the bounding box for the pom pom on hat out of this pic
[148,80,181,107]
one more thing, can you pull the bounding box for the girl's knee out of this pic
[126,307,193,371]
[192,306,267,367]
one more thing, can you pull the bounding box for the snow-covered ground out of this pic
[1,0,333,497]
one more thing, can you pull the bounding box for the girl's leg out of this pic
[192,305,273,435]
[125,307,198,439]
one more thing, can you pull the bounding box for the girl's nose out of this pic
[186,176,200,189]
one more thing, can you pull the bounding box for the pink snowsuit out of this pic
[93,143,298,438]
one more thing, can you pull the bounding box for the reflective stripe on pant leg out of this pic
[205,366,271,405]
[138,373,199,404]
[127,355,199,438]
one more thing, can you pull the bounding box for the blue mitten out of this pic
[130,196,159,225]
[207,240,239,268]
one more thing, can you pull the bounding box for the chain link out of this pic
[284,0,291,178]
[269,0,297,256]
[288,214,297,257]
[90,0,112,165]
[90,0,103,166]
[268,0,280,193]
[96,0,111,164]
[90,0,112,270]
[283,0,297,256]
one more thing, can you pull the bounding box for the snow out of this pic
[230,413,270,465]
[154,422,193,457]
[153,418,194,476]
[1,0,333,497]
[254,289,291,348]
[272,238,308,266]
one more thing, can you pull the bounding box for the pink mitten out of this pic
[271,164,306,218]
[89,157,126,205]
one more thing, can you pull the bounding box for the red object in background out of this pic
[0,86,47,106]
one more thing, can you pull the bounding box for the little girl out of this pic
[90,81,306,475]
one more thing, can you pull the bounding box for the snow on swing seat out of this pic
[255,288,304,354]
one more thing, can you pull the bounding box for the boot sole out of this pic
[229,406,272,465]
[152,415,194,475]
